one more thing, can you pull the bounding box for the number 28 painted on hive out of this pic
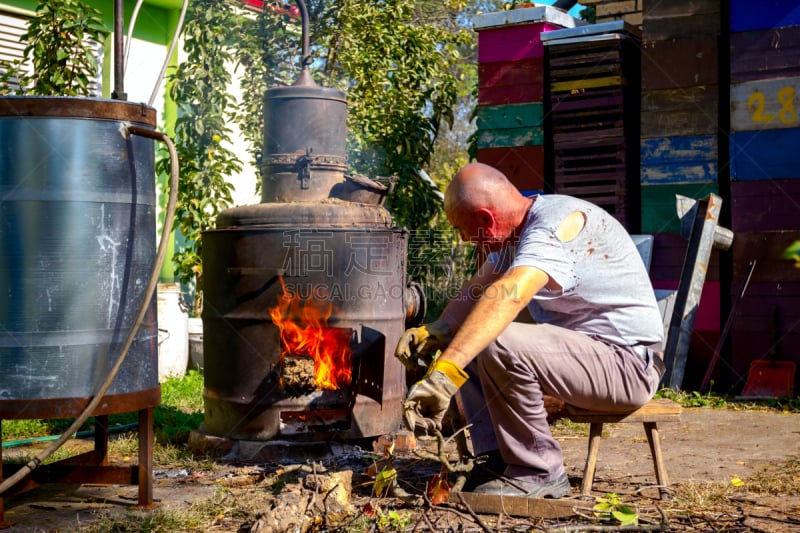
[732,78,800,131]
[748,86,796,124]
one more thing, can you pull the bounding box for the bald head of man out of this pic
[444,163,533,251]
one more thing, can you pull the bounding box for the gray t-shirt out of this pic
[488,194,663,347]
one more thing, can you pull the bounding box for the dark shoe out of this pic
[472,472,570,498]
[463,449,506,491]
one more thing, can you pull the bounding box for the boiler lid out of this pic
[215,199,393,229]
[265,84,347,103]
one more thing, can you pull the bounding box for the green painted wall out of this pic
[2,0,181,44]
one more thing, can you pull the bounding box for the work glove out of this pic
[395,320,453,374]
[403,359,468,434]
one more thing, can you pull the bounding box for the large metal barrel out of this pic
[0,97,160,419]
[202,200,408,440]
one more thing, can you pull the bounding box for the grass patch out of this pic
[655,388,800,413]
[743,457,800,495]
[161,369,204,413]
[2,370,205,449]
[79,508,206,533]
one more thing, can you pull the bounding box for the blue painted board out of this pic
[731,0,800,32]
[641,135,718,184]
[730,128,800,180]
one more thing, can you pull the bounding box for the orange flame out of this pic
[269,277,353,390]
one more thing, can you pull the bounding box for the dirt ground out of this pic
[2,406,799,532]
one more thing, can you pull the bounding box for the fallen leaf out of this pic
[427,473,451,505]
[374,464,397,497]
[362,503,377,517]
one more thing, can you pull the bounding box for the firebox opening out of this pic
[270,276,356,393]
[277,324,355,393]
[280,409,351,434]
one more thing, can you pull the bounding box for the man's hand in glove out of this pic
[403,359,468,433]
[395,320,453,374]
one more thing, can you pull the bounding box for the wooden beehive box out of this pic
[640,0,721,218]
[728,0,800,395]
[473,6,582,195]
[542,20,642,230]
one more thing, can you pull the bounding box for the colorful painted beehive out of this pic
[542,20,642,231]
[640,0,721,234]
[473,6,580,195]
[639,0,722,389]
[728,0,800,393]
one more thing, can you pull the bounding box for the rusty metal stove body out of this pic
[201,2,420,441]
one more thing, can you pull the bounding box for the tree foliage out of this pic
[167,0,473,293]
[0,0,108,96]
[158,0,241,289]
[321,0,468,230]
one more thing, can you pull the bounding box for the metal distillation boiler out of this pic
[201,1,422,441]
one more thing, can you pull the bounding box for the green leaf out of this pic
[612,508,639,526]
[373,464,397,497]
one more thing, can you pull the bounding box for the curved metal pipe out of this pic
[124,0,145,75]
[295,0,310,67]
[0,127,180,497]
[149,0,189,106]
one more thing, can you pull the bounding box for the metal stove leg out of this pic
[137,408,154,508]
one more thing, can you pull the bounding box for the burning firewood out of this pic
[281,354,317,391]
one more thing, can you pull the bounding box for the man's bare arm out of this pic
[437,265,550,369]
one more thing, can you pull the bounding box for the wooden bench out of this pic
[564,398,682,500]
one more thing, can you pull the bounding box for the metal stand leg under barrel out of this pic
[0,394,159,527]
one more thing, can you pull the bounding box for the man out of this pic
[396,162,664,497]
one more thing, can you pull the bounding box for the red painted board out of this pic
[478,59,544,105]
[479,85,543,106]
[479,58,544,89]
[477,145,545,192]
[731,180,800,232]
[653,280,720,331]
[478,23,562,62]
